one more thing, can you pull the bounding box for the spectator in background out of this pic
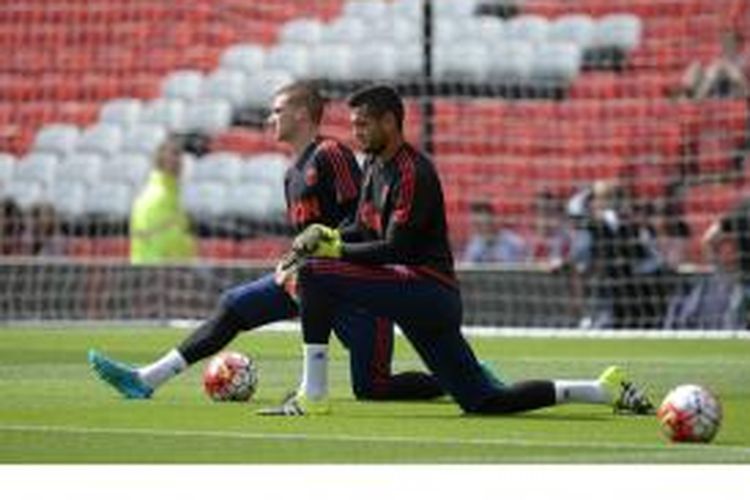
[697,197,750,328]
[530,189,572,267]
[1,197,25,256]
[26,202,66,257]
[462,199,530,263]
[565,180,672,329]
[676,31,750,99]
[130,134,197,264]
[653,190,691,270]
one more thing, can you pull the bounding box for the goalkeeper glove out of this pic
[292,224,342,259]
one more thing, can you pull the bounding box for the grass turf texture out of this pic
[0,327,748,463]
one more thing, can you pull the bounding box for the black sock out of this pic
[358,371,445,401]
[177,307,247,365]
[473,380,556,414]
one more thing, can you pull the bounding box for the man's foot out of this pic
[479,361,508,389]
[88,349,153,399]
[598,365,654,415]
[257,391,330,416]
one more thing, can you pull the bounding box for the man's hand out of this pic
[292,224,342,258]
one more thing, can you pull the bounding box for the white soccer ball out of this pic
[657,384,722,443]
[202,351,258,402]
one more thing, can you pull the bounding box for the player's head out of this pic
[155,134,184,177]
[347,84,405,155]
[269,81,326,144]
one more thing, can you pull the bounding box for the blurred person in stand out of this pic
[26,202,66,257]
[676,31,749,100]
[1,197,25,256]
[461,199,530,264]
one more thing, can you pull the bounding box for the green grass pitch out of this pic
[0,327,748,463]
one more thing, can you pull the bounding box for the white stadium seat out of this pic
[390,0,422,21]
[161,70,205,101]
[14,153,59,187]
[459,16,506,44]
[0,153,16,186]
[140,98,186,132]
[434,40,490,82]
[84,181,133,217]
[279,18,324,45]
[506,15,550,44]
[181,180,227,217]
[594,14,643,51]
[219,43,266,74]
[47,180,88,217]
[243,153,288,191]
[76,123,123,156]
[58,153,103,185]
[342,0,389,21]
[103,152,152,188]
[32,124,80,156]
[99,98,143,127]
[320,17,366,44]
[182,98,232,134]
[549,14,596,49]
[189,152,243,184]
[487,41,534,81]
[529,42,583,83]
[121,123,168,156]
[433,0,480,19]
[3,180,44,208]
[244,69,294,108]
[394,43,423,78]
[371,16,420,44]
[224,181,275,218]
[200,69,250,107]
[350,43,398,80]
[311,43,353,80]
[265,43,313,79]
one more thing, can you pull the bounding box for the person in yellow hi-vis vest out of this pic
[130,135,196,264]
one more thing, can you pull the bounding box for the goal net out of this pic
[1,0,749,333]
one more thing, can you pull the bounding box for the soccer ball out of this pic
[657,384,722,443]
[203,351,258,402]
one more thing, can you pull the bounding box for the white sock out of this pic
[553,380,609,405]
[137,349,188,389]
[300,344,328,401]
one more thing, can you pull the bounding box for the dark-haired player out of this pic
[262,85,654,416]
[88,82,443,402]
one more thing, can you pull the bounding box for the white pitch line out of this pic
[2,423,749,458]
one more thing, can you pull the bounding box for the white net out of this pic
[1,0,749,331]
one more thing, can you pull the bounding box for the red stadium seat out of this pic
[199,238,238,261]
[235,237,291,261]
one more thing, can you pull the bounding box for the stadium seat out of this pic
[83,181,133,217]
[0,153,16,186]
[244,69,294,108]
[235,236,291,261]
[593,14,643,51]
[549,14,596,49]
[98,98,143,127]
[528,42,583,84]
[140,98,187,132]
[200,69,250,107]
[3,179,45,208]
[182,181,228,217]
[433,0,480,19]
[224,181,276,218]
[506,15,550,45]
[57,152,103,185]
[341,0,389,21]
[350,43,398,81]
[310,43,353,80]
[486,41,534,82]
[210,128,278,155]
[243,153,288,191]
[219,43,266,74]
[188,152,243,184]
[265,43,313,79]
[14,153,59,187]
[161,70,205,101]
[198,238,237,261]
[434,40,490,82]
[47,180,88,218]
[278,18,324,45]
[182,98,233,134]
[320,16,366,44]
[103,153,152,189]
[32,123,81,156]
[121,124,168,156]
[393,43,423,78]
[76,123,123,156]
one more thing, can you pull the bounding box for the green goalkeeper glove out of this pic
[292,224,342,259]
